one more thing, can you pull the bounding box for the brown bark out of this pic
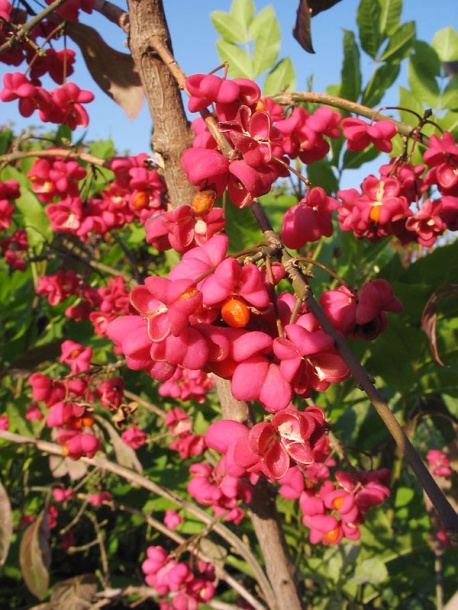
[217,380,304,610]
[126,0,196,207]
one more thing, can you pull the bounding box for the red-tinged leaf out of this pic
[19,509,51,600]
[293,0,343,53]
[49,574,98,609]
[0,480,13,566]
[66,22,144,120]
[421,284,458,366]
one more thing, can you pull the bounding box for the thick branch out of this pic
[126,0,196,208]
[216,376,303,610]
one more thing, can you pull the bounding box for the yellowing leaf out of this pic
[66,22,144,120]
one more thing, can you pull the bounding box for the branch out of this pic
[0,430,275,605]
[126,0,196,207]
[112,500,267,610]
[0,0,69,56]
[93,0,129,33]
[282,255,458,540]
[272,92,432,146]
[0,147,109,169]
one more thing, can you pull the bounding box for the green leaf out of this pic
[440,110,458,137]
[368,318,424,393]
[263,58,296,96]
[88,138,115,160]
[210,11,247,44]
[249,6,280,76]
[398,85,427,125]
[231,0,255,32]
[224,200,262,252]
[306,159,339,195]
[408,43,441,108]
[340,29,362,102]
[378,21,416,63]
[350,557,389,585]
[0,481,13,567]
[2,166,51,249]
[0,128,13,154]
[357,0,382,59]
[342,144,381,170]
[441,74,458,111]
[379,0,402,36]
[216,39,254,79]
[362,62,400,107]
[19,509,51,600]
[412,40,442,77]
[432,26,458,62]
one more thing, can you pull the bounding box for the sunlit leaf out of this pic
[0,480,13,566]
[350,557,389,584]
[210,11,247,43]
[250,6,280,76]
[66,22,144,120]
[2,166,51,248]
[357,0,382,59]
[362,62,400,107]
[216,39,254,79]
[379,0,402,37]
[440,110,458,137]
[378,21,416,63]
[230,0,255,31]
[340,29,361,102]
[441,75,458,111]
[19,509,51,600]
[408,62,439,108]
[432,26,458,62]
[421,284,458,366]
[263,58,296,96]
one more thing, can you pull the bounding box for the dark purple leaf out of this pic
[293,0,343,54]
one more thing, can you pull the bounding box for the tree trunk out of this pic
[126,0,196,207]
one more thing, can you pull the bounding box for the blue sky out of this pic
[1,0,457,154]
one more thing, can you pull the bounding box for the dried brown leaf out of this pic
[50,574,98,610]
[0,480,13,566]
[66,22,144,120]
[49,455,88,480]
[19,509,51,600]
[95,417,143,473]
